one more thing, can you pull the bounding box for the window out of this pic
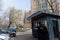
[52,20,59,38]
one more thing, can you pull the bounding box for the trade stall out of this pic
[28,10,60,40]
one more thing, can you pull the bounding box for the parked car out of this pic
[9,26,17,30]
[0,28,10,40]
[8,29,16,37]
[8,26,17,37]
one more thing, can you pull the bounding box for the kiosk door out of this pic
[52,20,59,40]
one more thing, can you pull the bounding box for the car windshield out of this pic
[0,29,9,34]
[9,26,17,29]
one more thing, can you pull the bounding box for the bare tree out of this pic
[36,0,60,13]
[9,7,17,27]
[47,0,59,13]
[9,7,23,28]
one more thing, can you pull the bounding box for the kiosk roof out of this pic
[28,10,60,19]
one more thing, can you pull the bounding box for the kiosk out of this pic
[28,10,60,40]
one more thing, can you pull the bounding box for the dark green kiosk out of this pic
[28,10,60,40]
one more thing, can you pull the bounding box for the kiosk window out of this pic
[52,20,59,38]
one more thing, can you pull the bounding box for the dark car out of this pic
[8,26,17,37]
[9,26,17,30]
[8,29,16,37]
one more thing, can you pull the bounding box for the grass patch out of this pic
[17,29,28,32]
[17,29,27,32]
[16,28,31,32]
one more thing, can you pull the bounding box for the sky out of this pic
[3,0,31,10]
[0,0,60,21]
[0,0,31,21]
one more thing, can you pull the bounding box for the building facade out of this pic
[31,0,37,13]
[31,0,59,13]
[9,8,26,28]
[17,10,25,27]
[24,11,31,28]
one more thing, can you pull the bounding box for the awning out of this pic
[28,10,60,19]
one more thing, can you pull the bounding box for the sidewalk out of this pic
[16,29,32,35]
[15,29,38,40]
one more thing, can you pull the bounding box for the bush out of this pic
[16,28,31,32]
[17,29,27,32]
[17,30,25,32]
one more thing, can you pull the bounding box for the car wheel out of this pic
[10,34,13,38]
[13,34,16,37]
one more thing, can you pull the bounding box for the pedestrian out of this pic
[37,26,43,40]
[37,22,49,40]
[37,22,44,40]
[42,25,49,40]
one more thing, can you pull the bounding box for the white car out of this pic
[0,34,10,40]
[0,29,10,40]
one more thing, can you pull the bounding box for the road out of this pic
[11,29,38,40]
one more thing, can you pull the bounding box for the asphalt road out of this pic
[14,34,38,40]
[10,29,38,40]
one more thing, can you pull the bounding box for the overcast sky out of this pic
[0,0,31,17]
[0,0,60,20]
[0,0,30,20]
[3,0,31,10]
[1,0,60,14]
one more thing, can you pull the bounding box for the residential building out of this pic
[9,8,25,28]
[24,10,31,28]
[17,10,25,27]
[31,0,37,13]
[31,0,59,13]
